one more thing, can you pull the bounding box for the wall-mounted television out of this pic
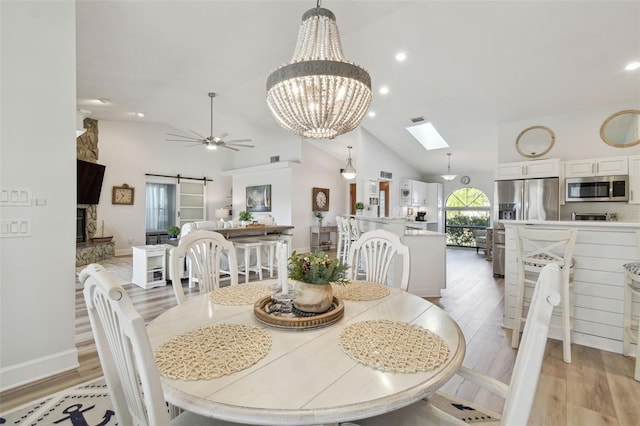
[77,159,106,204]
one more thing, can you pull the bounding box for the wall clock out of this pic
[112,184,135,205]
[460,176,471,185]
[312,187,330,211]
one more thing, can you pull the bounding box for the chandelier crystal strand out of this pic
[266,5,371,139]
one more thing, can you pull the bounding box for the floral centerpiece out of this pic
[288,250,349,313]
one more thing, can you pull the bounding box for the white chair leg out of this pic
[511,279,525,349]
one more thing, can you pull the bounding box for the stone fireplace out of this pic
[76,118,114,266]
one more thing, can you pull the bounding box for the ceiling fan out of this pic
[166,92,254,152]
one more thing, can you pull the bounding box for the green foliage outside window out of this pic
[445,187,490,247]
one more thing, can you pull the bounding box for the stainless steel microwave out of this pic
[565,175,628,202]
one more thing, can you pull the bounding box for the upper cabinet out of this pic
[365,180,379,205]
[564,156,629,178]
[399,179,427,206]
[496,158,560,180]
[629,155,640,204]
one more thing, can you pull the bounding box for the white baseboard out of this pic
[0,348,79,392]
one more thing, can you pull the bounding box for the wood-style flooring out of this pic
[1,248,639,425]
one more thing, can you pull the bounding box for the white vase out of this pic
[292,281,333,313]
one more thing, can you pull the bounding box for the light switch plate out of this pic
[0,188,32,206]
[0,219,32,238]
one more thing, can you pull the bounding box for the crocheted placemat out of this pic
[339,320,449,373]
[331,280,390,301]
[209,283,273,305]
[154,324,272,380]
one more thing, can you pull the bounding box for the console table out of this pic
[310,225,338,251]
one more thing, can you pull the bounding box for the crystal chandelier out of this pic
[266,1,372,140]
[441,153,457,181]
[341,145,356,179]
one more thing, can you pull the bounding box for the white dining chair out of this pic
[512,226,577,363]
[170,229,238,304]
[347,229,410,290]
[345,263,562,426]
[80,263,245,426]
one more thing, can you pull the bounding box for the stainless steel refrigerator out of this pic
[492,177,559,276]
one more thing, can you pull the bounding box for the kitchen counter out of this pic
[502,220,639,354]
[351,216,446,297]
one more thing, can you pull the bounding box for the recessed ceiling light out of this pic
[379,86,389,95]
[395,52,406,62]
[406,122,450,151]
[368,111,376,118]
[135,112,145,118]
[625,61,640,71]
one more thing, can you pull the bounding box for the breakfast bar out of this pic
[502,220,640,354]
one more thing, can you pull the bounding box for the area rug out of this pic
[0,377,118,425]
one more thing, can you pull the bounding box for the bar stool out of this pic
[234,240,263,284]
[512,227,577,363]
[623,261,640,381]
[258,239,279,278]
[336,216,351,264]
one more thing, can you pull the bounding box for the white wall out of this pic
[0,1,78,391]
[97,120,233,254]
[355,128,422,217]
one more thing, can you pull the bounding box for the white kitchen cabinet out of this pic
[400,180,412,206]
[629,155,640,204]
[411,181,427,206]
[564,156,628,177]
[132,245,167,289]
[496,158,560,180]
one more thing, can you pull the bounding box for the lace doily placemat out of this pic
[331,280,390,301]
[209,283,273,305]
[339,320,449,373]
[155,324,272,380]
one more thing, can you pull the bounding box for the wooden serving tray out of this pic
[253,296,344,330]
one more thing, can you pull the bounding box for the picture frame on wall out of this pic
[312,187,330,211]
[246,184,272,212]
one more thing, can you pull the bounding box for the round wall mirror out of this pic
[600,109,640,148]
[515,125,555,158]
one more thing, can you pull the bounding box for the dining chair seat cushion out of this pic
[523,253,574,269]
[624,262,640,276]
[349,391,499,425]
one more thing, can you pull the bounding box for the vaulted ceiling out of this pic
[76,0,640,175]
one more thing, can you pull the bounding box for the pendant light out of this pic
[341,146,356,179]
[266,1,372,140]
[441,152,457,181]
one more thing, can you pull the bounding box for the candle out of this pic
[278,242,288,294]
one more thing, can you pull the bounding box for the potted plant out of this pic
[288,250,349,313]
[313,210,325,226]
[354,202,365,215]
[167,226,181,240]
[238,210,252,227]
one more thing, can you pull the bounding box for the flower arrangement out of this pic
[288,250,349,285]
[313,211,324,220]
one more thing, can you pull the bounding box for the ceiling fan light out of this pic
[266,6,372,140]
[206,143,217,150]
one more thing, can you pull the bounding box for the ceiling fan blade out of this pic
[215,132,229,141]
[165,139,206,143]
[166,132,202,141]
[188,130,209,140]
[219,144,240,152]
[228,143,255,148]
[225,139,253,143]
[186,143,205,148]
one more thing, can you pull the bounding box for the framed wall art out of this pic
[246,184,272,212]
[312,187,330,211]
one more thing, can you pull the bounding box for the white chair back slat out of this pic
[170,230,239,304]
[347,229,410,291]
[81,264,170,426]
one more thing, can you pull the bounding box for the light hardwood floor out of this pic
[1,248,639,425]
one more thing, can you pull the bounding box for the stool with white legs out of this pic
[234,240,263,284]
[258,240,279,278]
[512,226,577,363]
[336,216,352,264]
[623,261,640,381]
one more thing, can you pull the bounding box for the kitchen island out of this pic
[351,216,446,297]
[502,220,640,354]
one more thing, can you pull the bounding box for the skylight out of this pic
[405,122,449,150]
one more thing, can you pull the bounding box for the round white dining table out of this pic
[146,280,466,425]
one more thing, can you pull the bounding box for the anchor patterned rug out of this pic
[0,377,117,425]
